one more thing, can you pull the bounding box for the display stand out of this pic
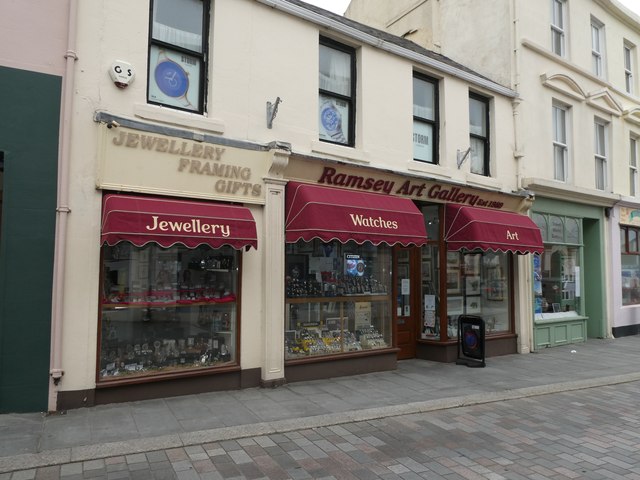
[456,315,486,368]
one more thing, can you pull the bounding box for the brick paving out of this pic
[3,380,640,479]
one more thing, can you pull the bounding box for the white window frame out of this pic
[591,18,605,78]
[624,41,635,95]
[552,103,569,182]
[631,136,638,197]
[594,119,608,191]
[551,0,566,57]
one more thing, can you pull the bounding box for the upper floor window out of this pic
[594,119,608,191]
[148,0,208,113]
[591,18,605,78]
[319,37,355,146]
[552,103,569,182]
[412,73,438,164]
[551,0,566,56]
[631,136,638,196]
[469,93,490,176]
[624,41,635,95]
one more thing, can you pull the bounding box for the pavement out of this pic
[1,335,640,475]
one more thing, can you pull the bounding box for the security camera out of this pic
[107,120,120,129]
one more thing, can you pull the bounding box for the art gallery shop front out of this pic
[281,158,543,383]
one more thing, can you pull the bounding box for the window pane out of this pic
[100,243,239,380]
[621,254,640,305]
[319,94,350,144]
[621,227,628,252]
[319,45,351,96]
[539,246,579,314]
[469,97,486,136]
[553,106,566,143]
[630,229,638,252]
[285,240,392,359]
[470,137,485,174]
[595,157,605,190]
[533,213,548,241]
[153,0,204,52]
[413,120,434,163]
[413,77,434,120]
[550,215,564,242]
[565,218,580,244]
[554,145,566,181]
[595,123,606,155]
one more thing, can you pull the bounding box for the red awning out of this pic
[444,204,543,254]
[285,182,428,246]
[101,194,258,250]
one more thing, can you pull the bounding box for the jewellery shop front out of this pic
[87,120,273,406]
[282,158,543,379]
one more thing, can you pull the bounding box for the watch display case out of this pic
[284,240,392,360]
[99,243,239,380]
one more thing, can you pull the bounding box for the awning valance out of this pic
[101,194,258,250]
[285,182,428,246]
[445,204,543,254]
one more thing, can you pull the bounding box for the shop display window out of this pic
[533,213,582,317]
[99,243,239,380]
[285,240,392,359]
[620,226,640,305]
[449,251,510,336]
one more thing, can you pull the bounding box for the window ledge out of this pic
[534,313,588,324]
[407,161,454,179]
[465,173,504,191]
[310,140,370,164]
[134,103,225,134]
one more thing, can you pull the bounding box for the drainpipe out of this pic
[48,0,78,412]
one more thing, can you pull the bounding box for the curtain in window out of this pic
[319,45,351,96]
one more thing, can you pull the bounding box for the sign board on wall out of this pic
[620,207,640,226]
[284,158,524,212]
[97,125,269,204]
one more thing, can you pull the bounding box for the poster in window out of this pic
[319,94,349,144]
[148,45,201,112]
[413,121,433,162]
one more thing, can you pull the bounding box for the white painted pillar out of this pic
[261,146,289,385]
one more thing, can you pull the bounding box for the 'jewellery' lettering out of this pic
[145,216,230,237]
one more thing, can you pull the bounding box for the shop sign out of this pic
[97,126,269,204]
[620,207,640,226]
[317,166,504,209]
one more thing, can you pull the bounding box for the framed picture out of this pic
[448,296,464,316]
[446,252,460,268]
[552,302,561,313]
[446,269,461,294]
[465,276,481,295]
[422,246,432,260]
[422,261,432,281]
[463,254,480,276]
[465,295,481,314]
[286,255,308,281]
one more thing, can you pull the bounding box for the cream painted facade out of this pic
[34,0,545,410]
[346,0,640,345]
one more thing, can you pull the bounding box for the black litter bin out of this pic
[456,315,486,368]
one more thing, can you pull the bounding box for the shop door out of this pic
[395,248,419,359]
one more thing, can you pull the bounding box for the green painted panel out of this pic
[0,67,61,413]
[532,197,606,341]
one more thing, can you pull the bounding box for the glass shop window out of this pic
[621,226,640,306]
[533,213,582,317]
[99,242,239,380]
[285,239,392,359]
[444,250,511,338]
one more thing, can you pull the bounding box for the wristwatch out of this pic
[154,49,194,109]
[320,100,347,143]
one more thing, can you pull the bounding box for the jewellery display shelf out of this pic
[99,248,238,381]
[284,295,391,359]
